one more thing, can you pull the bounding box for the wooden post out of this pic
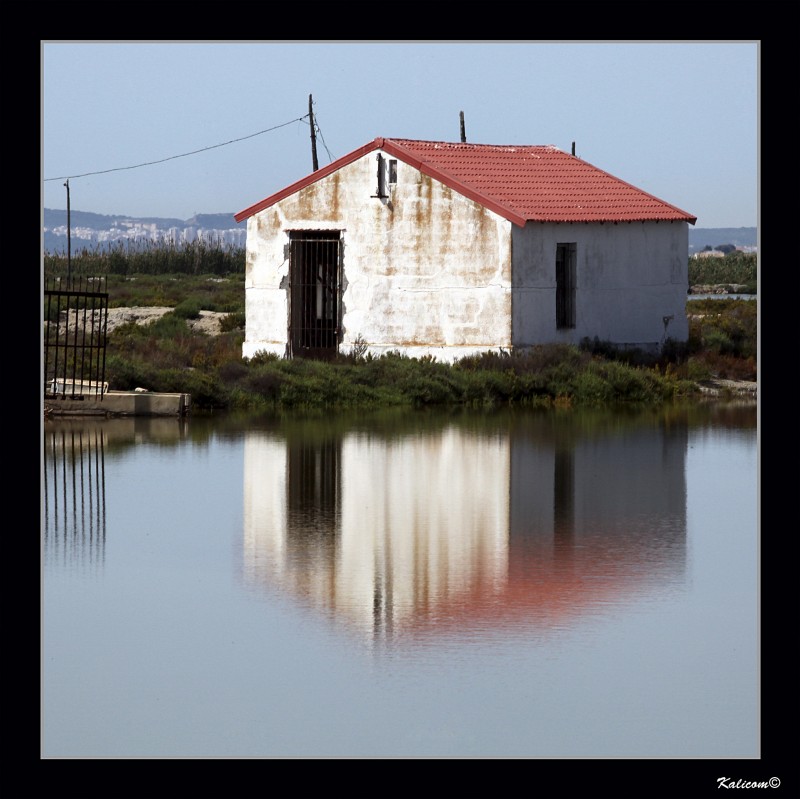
[309,94,319,171]
[64,179,71,283]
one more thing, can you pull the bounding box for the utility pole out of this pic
[460,111,466,143]
[64,178,72,283]
[309,94,319,171]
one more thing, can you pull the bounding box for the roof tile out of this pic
[385,138,696,224]
[235,137,696,225]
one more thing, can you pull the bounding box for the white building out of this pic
[235,137,697,361]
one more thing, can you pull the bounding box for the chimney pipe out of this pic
[460,111,466,143]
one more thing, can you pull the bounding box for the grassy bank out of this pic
[99,298,756,412]
[104,324,698,411]
[44,252,757,412]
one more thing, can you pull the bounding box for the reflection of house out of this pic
[242,416,687,644]
[235,138,696,362]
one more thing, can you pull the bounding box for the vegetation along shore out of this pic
[44,242,757,412]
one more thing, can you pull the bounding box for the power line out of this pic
[44,115,309,183]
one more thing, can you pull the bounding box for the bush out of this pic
[172,298,203,320]
[688,251,756,287]
[44,240,245,278]
[219,312,246,332]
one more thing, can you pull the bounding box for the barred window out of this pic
[556,243,577,329]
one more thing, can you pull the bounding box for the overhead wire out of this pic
[44,115,310,183]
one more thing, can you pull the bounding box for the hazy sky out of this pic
[42,41,758,229]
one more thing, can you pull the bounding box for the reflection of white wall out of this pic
[242,435,286,585]
[338,429,510,633]
[242,428,510,636]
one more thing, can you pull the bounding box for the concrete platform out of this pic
[44,390,191,418]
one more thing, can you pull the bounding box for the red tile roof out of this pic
[235,137,697,226]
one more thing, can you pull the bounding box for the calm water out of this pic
[42,403,758,758]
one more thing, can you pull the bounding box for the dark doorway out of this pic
[289,231,341,358]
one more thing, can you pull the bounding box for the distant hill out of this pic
[688,227,756,253]
[43,208,239,230]
[43,208,245,253]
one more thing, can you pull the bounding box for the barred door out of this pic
[289,231,341,359]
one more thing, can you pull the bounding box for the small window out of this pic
[556,243,576,329]
[388,159,397,184]
[372,154,388,199]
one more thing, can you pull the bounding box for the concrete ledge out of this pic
[44,390,191,418]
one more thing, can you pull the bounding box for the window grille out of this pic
[556,243,577,329]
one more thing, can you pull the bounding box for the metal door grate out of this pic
[44,276,109,400]
[289,231,341,358]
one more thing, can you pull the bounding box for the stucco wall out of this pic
[511,221,689,349]
[243,151,513,361]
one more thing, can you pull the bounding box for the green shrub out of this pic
[704,328,735,355]
[44,240,245,278]
[220,312,246,332]
[172,298,203,320]
[104,353,157,390]
[688,252,757,287]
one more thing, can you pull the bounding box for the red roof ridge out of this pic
[235,136,696,226]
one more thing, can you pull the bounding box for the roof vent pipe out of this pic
[571,141,576,156]
[460,111,466,143]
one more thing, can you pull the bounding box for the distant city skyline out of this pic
[42,42,759,229]
[42,208,756,256]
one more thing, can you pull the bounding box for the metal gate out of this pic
[44,276,109,400]
[288,231,342,359]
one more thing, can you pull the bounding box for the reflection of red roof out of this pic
[363,530,683,642]
[402,560,652,641]
[235,137,697,227]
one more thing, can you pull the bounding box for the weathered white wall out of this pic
[240,427,510,641]
[243,151,513,361]
[511,221,689,350]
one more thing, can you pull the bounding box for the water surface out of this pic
[42,404,758,758]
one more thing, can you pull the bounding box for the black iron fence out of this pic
[44,276,109,400]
